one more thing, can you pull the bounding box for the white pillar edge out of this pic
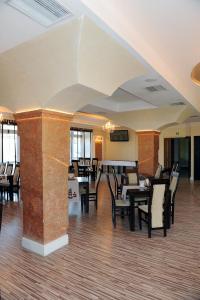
[22,234,69,256]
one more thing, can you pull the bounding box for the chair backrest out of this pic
[5,163,13,176]
[0,163,6,175]
[85,158,91,166]
[79,158,85,165]
[127,172,138,185]
[169,172,179,202]
[154,164,162,179]
[92,158,98,166]
[13,164,20,186]
[151,184,165,228]
[72,160,79,177]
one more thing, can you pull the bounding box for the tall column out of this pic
[137,131,160,176]
[15,110,72,256]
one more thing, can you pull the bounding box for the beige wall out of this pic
[104,128,138,161]
[159,122,200,180]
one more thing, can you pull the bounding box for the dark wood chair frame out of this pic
[111,167,122,198]
[138,184,171,238]
[170,172,180,224]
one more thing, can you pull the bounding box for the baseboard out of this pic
[22,234,69,256]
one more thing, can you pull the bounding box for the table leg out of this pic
[129,195,135,231]
[8,176,13,201]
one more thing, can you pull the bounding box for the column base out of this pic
[22,234,69,256]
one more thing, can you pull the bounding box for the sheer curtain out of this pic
[1,124,18,163]
[70,129,92,162]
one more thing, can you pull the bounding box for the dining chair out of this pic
[169,171,179,224]
[138,184,170,238]
[107,173,130,228]
[80,168,102,211]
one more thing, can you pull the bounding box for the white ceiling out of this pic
[0,0,199,118]
[0,0,82,54]
[80,0,200,114]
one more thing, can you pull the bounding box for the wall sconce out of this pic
[95,136,103,143]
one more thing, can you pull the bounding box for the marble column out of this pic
[137,131,160,176]
[15,110,72,256]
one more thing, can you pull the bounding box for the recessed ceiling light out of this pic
[6,0,73,27]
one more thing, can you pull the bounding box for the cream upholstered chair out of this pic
[169,172,179,224]
[138,184,169,238]
[126,167,139,185]
[107,174,130,228]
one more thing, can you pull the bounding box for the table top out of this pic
[77,177,89,183]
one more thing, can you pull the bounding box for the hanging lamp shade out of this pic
[191,63,200,86]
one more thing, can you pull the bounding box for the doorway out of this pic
[164,137,191,178]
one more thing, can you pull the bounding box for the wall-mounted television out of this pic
[110,130,129,142]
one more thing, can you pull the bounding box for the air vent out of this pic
[145,78,157,83]
[170,102,185,106]
[6,0,73,27]
[145,85,167,92]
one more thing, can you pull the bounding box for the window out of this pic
[0,121,19,163]
[70,128,92,161]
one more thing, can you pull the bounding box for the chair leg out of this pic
[148,224,151,238]
[138,209,142,230]
[164,227,167,237]
[120,209,125,219]
[171,202,175,224]
[81,195,84,212]
[95,195,98,210]
[112,209,116,228]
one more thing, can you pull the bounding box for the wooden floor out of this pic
[1,177,200,299]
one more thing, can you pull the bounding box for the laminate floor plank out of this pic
[0,177,200,299]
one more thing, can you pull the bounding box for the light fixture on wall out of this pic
[0,107,14,123]
[191,63,200,86]
[102,121,115,132]
[95,136,103,143]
